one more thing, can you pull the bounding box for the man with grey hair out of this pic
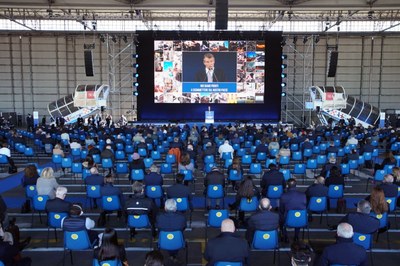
[204,219,249,266]
[155,198,186,260]
[45,186,72,213]
[340,199,379,234]
[246,198,279,243]
[317,223,367,266]
[378,174,398,198]
[305,176,328,203]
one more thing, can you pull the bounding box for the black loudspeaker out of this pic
[327,51,338,77]
[84,50,94,76]
[215,0,228,30]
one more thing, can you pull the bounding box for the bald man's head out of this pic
[259,198,271,210]
[221,219,235,233]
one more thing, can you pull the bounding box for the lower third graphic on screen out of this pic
[182,82,236,93]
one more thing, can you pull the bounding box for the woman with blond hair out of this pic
[36,167,58,199]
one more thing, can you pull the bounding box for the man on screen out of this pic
[195,53,226,82]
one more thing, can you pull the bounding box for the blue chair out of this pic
[252,229,279,264]
[303,149,312,158]
[308,197,328,224]
[92,259,122,266]
[238,197,258,219]
[385,197,398,226]
[256,152,267,162]
[284,209,309,240]
[151,151,161,160]
[269,149,279,157]
[328,185,344,199]
[160,163,173,175]
[70,148,81,160]
[115,151,125,161]
[71,162,83,182]
[266,185,283,199]
[237,148,246,157]
[241,155,252,165]
[173,197,192,226]
[366,170,386,192]
[206,209,229,240]
[61,157,72,174]
[279,168,291,181]
[370,211,390,248]
[204,155,215,164]
[102,195,122,212]
[293,163,306,180]
[265,158,276,168]
[292,151,302,161]
[158,231,187,264]
[138,148,147,157]
[290,144,299,151]
[340,163,350,176]
[143,158,154,169]
[32,195,49,225]
[145,185,164,206]
[384,164,395,175]
[353,232,372,250]
[215,262,242,266]
[47,212,68,248]
[278,156,290,166]
[166,154,176,164]
[52,154,62,171]
[101,158,113,172]
[125,145,134,154]
[306,159,317,171]
[92,154,101,164]
[25,185,37,199]
[317,155,327,166]
[130,169,144,181]
[63,229,95,265]
[24,147,35,161]
[86,185,101,209]
[249,163,262,176]
[116,163,129,179]
[126,214,153,247]
[206,185,225,209]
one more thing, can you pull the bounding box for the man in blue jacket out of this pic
[317,222,367,266]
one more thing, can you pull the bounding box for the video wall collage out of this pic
[154,40,266,104]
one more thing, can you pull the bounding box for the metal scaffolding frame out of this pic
[106,34,137,121]
[281,35,315,127]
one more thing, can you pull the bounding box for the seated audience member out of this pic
[340,200,379,235]
[126,182,157,237]
[378,174,398,198]
[45,186,72,214]
[277,143,291,160]
[305,176,328,203]
[227,157,243,190]
[260,163,285,195]
[62,204,97,243]
[99,174,125,225]
[178,153,195,173]
[69,139,82,150]
[52,143,64,157]
[0,195,8,229]
[36,167,59,199]
[144,250,164,266]
[129,152,146,174]
[317,223,367,266]
[324,166,344,187]
[392,167,400,185]
[366,187,388,215]
[156,199,186,259]
[204,219,249,266]
[21,165,40,213]
[279,178,307,242]
[85,167,105,209]
[166,173,193,210]
[374,150,396,174]
[94,227,128,266]
[246,198,279,243]
[0,225,32,266]
[82,155,96,169]
[204,166,225,209]
[320,156,337,178]
[0,142,17,173]
[218,140,234,159]
[101,145,115,174]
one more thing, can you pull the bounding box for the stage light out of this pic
[281,73,287,78]
[133,63,139,68]
[281,92,287,97]
[132,54,139,58]
[281,64,287,69]
[133,91,139,96]
[281,54,287,60]
[134,82,139,87]
[281,82,287,87]
[133,73,139,78]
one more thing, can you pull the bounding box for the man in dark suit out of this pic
[340,200,379,234]
[166,173,193,210]
[45,186,72,214]
[194,53,226,82]
[204,166,225,209]
[317,223,367,266]
[378,174,398,198]
[85,167,105,208]
[144,164,163,187]
[279,178,307,241]
[126,181,157,237]
[260,163,286,195]
[156,199,186,259]
[246,198,279,244]
[305,176,329,203]
[204,218,249,266]
[98,174,125,225]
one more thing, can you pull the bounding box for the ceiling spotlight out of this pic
[133,91,139,96]
[281,92,287,97]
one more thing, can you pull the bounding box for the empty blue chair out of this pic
[340,163,350,176]
[166,154,176,164]
[366,170,385,191]
[249,163,262,176]
[63,229,94,265]
[292,151,302,161]
[204,155,215,164]
[130,169,145,181]
[290,144,299,151]
[151,151,161,160]
[116,163,129,177]
[284,209,308,239]
[115,151,125,161]
[86,185,101,209]
[279,156,290,166]
[25,185,37,198]
[160,163,173,175]
[252,230,279,263]
[143,158,154,169]
[158,231,187,264]
[215,262,242,266]
[241,155,252,165]
[265,158,276,168]
[328,185,344,199]
[353,232,372,250]
[92,259,122,266]
[308,197,328,224]
[138,148,147,157]
[238,196,258,212]
[279,169,291,181]
[101,158,113,171]
[102,195,122,212]
[47,212,68,247]
[303,149,312,158]
[266,185,283,199]
[32,195,49,224]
